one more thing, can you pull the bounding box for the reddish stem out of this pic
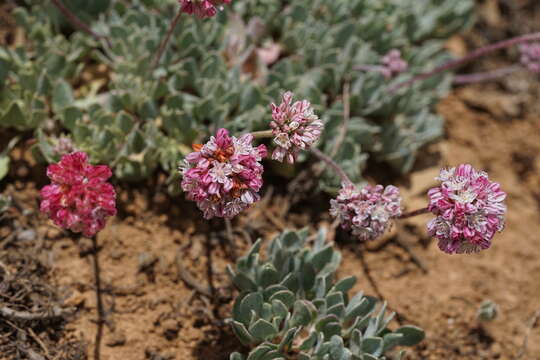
[453,65,520,85]
[151,10,183,69]
[51,0,111,49]
[398,207,430,219]
[311,148,353,185]
[389,32,540,93]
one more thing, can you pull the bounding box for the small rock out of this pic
[106,331,126,347]
[109,249,124,260]
[17,229,36,242]
[46,227,62,239]
[161,319,179,340]
[138,253,157,272]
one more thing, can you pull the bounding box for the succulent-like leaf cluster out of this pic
[0,0,473,188]
[227,229,425,359]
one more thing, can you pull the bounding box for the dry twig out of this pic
[175,251,212,297]
[516,309,540,359]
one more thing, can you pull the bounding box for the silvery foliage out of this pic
[477,300,498,322]
[0,0,473,189]
[227,229,425,359]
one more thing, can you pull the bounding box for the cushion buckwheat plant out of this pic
[269,91,324,164]
[427,164,506,254]
[228,228,425,360]
[40,151,117,237]
[330,183,402,241]
[180,128,267,219]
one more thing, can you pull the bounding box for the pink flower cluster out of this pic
[269,92,324,164]
[381,49,408,78]
[427,164,506,254]
[178,0,231,18]
[519,43,540,73]
[330,183,402,241]
[180,129,267,219]
[40,152,117,237]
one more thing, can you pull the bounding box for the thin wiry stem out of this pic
[51,0,111,49]
[398,207,430,219]
[250,130,274,139]
[151,10,183,70]
[388,32,540,93]
[311,148,352,185]
[453,65,520,85]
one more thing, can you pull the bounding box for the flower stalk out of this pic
[151,10,183,70]
[250,130,274,139]
[389,31,540,93]
[398,207,430,219]
[310,148,352,185]
[51,0,112,49]
[453,65,520,85]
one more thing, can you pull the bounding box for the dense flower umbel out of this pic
[427,164,506,254]
[519,43,540,73]
[330,183,402,241]
[180,129,267,219]
[381,49,408,78]
[178,0,231,18]
[269,92,323,164]
[40,152,117,237]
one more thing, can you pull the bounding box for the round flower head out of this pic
[178,0,231,18]
[269,91,324,164]
[40,152,117,237]
[180,128,267,219]
[519,43,540,73]
[427,164,506,254]
[381,49,408,78]
[330,183,402,241]
[53,135,77,156]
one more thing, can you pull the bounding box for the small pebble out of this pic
[106,331,126,347]
[17,229,36,242]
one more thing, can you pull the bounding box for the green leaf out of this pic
[249,319,278,341]
[0,156,9,181]
[395,325,425,346]
[269,290,295,309]
[52,80,74,112]
[230,353,244,360]
[290,300,316,327]
[361,337,383,356]
[333,276,357,294]
[231,321,255,346]
[1,102,26,129]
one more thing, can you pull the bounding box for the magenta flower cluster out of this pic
[269,91,324,164]
[381,49,408,78]
[427,164,506,254]
[330,183,402,241]
[40,152,117,237]
[180,128,267,219]
[519,43,540,73]
[178,0,231,18]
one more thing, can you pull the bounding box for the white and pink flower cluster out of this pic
[427,164,506,254]
[180,128,267,219]
[330,183,402,241]
[269,91,324,164]
[519,43,540,73]
[381,49,408,78]
[40,152,117,237]
[178,0,231,18]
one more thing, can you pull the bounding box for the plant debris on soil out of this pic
[2,1,540,360]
